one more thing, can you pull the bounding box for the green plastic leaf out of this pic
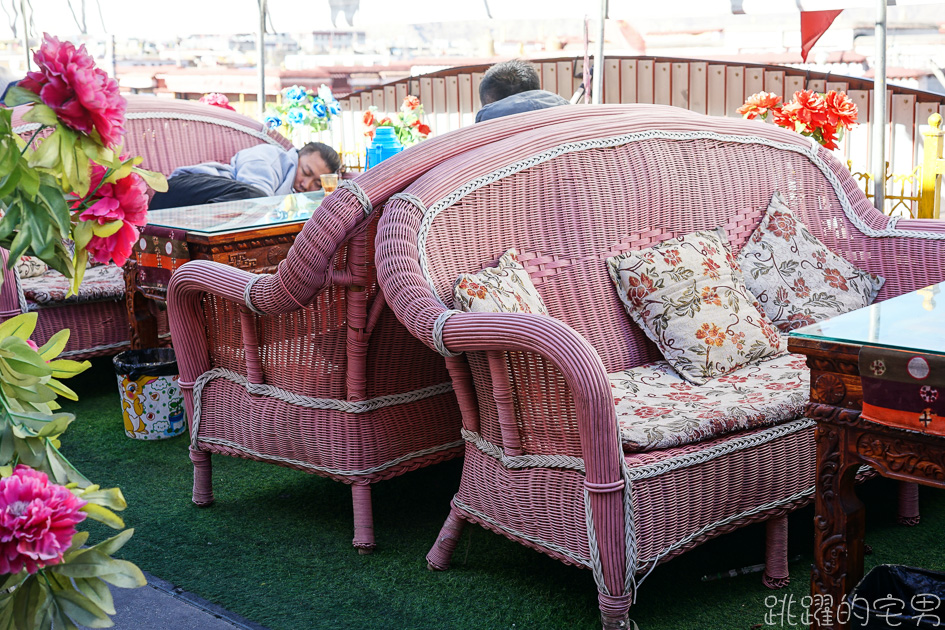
[17,162,41,199]
[38,329,70,362]
[73,578,115,616]
[0,423,14,465]
[3,86,42,107]
[28,128,62,170]
[97,560,146,589]
[131,166,169,193]
[79,487,127,512]
[47,359,92,379]
[49,550,117,578]
[35,183,71,238]
[67,531,90,553]
[34,414,72,438]
[80,503,125,529]
[21,103,60,127]
[5,382,57,404]
[7,224,31,263]
[12,574,44,630]
[90,220,123,239]
[3,356,53,379]
[90,529,135,558]
[46,378,80,402]
[0,313,38,341]
[72,220,93,251]
[52,588,112,628]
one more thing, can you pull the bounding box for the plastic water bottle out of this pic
[367,126,404,168]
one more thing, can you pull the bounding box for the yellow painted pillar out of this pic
[919,113,944,219]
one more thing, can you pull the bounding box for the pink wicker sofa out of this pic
[374,104,945,628]
[1,95,292,358]
[164,105,634,551]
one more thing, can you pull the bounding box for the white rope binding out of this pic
[461,429,586,471]
[243,273,269,315]
[125,111,284,146]
[337,180,372,216]
[415,130,945,306]
[190,367,453,447]
[432,309,462,357]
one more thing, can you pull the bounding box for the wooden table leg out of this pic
[124,262,159,350]
[811,422,866,630]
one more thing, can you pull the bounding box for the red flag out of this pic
[800,10,843,62]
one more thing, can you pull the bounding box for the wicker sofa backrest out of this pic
[11,94,292,179]
[380,104,945,374]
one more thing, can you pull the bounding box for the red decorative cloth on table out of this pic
[859,346,945,436]
[133,225,190,300]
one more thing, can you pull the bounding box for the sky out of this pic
[7,0,944,40]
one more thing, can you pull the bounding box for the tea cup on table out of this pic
[320,173,339,194]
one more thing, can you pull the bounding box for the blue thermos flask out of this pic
[366,126,404,168]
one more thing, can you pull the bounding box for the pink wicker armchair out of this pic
[1,95,292,359]
[374,105,945,627]
[164,104,636,551]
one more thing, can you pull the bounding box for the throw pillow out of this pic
[16,256,48,279]
[736,192,885,331]
[453,249,549,315]
[607,229,782,385]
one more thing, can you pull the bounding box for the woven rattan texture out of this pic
[374,105,945,626]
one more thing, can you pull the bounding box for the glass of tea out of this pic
[320,173,339,194]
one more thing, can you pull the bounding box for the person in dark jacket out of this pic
[475,59,570,123]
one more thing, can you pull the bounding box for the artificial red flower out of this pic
[0,466,87,575]
[76,162,149,266]
[825,91,858,128]
[199,92,235,111]
[19,33,126,149]
[378,117,393,126]
[362,110,375,126]
[736,91,782,120]
[417,124,431,136]
[403,95,421,110]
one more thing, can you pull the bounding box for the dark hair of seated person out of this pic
[479,59,542,106]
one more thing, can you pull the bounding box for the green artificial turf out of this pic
[58,358,945,630]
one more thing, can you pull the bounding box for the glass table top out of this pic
[146,191,324,235]
[791,281,945,356]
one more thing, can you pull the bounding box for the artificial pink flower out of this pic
[0,466,86,575]
[737,91,782,120]
[402,95,421,110]
[76,163,149,266]
[199,92,235,111]
[18,33,126,149]
[25,340,39,351]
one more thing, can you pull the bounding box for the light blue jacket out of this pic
[169,144,298,197]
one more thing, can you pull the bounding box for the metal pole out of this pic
[872,0,887,212]
[20,0,29,72]
[257,0,267,119]
[591,0,607,104]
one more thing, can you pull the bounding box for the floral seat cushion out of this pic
[611,349,809,452]
[21,264,126,308]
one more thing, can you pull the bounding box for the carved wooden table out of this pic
[788,282,945,630]
[127,192,323,349]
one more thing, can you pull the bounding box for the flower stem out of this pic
[20,124,48,157]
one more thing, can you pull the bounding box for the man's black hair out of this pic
[479,60,541,106]
[300,141,342,172]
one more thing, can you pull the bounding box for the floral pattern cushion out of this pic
[607,229,782,385]
[21,264,126,307]
[611,349,809,452]
[736,191,885,331]
[16,256,48,279]
[453,249,549,315]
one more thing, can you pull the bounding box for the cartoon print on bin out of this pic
[116,373,185,440]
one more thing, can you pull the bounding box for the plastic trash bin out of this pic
[113,348,186,440]
[848,565,945,629]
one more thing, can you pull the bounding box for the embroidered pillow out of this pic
[453,249,548,315]
[607,229,782,385]
[16,256,48,279]
[736,192,885,332]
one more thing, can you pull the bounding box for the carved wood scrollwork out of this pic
[809,357,859,375]
[812,426,845,599]
[813,374,846,405]
[805,403,861,426]
[857,435,945,482]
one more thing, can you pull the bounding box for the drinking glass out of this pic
[320,173,339,194]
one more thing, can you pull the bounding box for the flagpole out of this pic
[258,0,267,119]
[872,0,886,212]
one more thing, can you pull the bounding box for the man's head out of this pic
[294,142,343,192]
[479,60,541,106]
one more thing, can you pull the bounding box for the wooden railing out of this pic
[329,55,945,217]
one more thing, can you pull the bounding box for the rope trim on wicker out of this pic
[584,485,611,596]
[190,367,454,447]
[624,418,815,481]
[196,435,465,477]
[452,496,593,569]
[339,180,372,216]
[243,273,269,315]
[15,276,27,315]
[389,192,427,216]
[460,428,587,471]
[433,310,463,357]
[15,112,283,148]
[414,130,945,306]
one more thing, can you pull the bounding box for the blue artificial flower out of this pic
[287,108,306,125]
[285,85,307,102]
[328,100,341,115]
[264,114,282,129]
[312,102,327,118]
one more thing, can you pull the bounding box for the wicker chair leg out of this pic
[898,481,921,526]
[190,448,214,506]
[351,483,376,554]
[762,516,790,589]
[599,593,633,629]
[426,506,466,571]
